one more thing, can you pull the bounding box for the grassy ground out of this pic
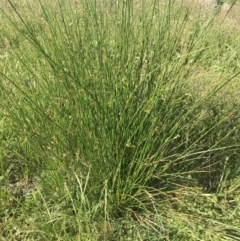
[1,0,240,240]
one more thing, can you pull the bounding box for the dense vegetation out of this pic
[0,0,240,240]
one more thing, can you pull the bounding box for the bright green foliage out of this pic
[0,0,240,240]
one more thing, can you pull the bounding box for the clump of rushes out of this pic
[1,0,240,240]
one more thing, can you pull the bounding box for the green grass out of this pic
[1,0,240,240]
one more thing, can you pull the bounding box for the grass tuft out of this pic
[1,0,240,240]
